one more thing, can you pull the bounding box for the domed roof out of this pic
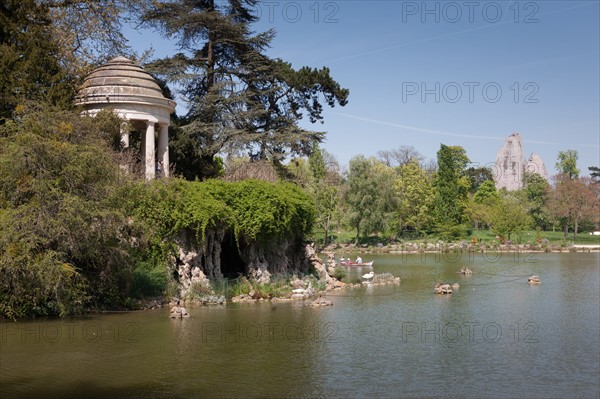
[75,57,175,113]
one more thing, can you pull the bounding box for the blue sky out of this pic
[124,0,600,176]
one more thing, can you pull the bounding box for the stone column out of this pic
[145,121,156,180]
[120,122,129,148]
[158,123,169,177]
[119,122,130,173]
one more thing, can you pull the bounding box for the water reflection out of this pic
[1,253,598,398]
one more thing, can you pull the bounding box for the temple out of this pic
[75,56,176,179]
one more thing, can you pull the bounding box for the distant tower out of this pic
[494,133,526,191]
[75,57,176,179]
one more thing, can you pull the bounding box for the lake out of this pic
[1,252,599,398]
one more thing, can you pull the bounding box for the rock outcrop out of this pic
[495,133,548,191]
[495,133,526,191]
[172,229,309,297]
[305,244,337,290]
[525,153,548,180]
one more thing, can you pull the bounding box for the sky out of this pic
[124,0,600,176]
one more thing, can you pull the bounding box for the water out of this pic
[1,253,599,398]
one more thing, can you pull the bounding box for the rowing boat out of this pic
[339,261,373,267]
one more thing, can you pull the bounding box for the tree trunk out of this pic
[563,220,569,240]
[573,216,579,241]
[206,1,215,91]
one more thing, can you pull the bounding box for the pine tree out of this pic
[0,0,73,122]
[142,0,348,179]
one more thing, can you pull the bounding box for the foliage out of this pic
[45,0,149,71]
[377,145,424,168]
[489,194,532,242]
[345,156,396,242]
[306,147,342,246]
[521,172,551,229]
[333,268,346,281]
[589,166,600,183]
[0,0,75,121]
[465,198,491,231]
[547,174,599,239]
[133,178,315,246]
[466,166,494,193]
[217,276,292,299]
[393,161,434,236]
[473,180,499,204]
[433,144,470,229]
[556,149,580,179]
[0,105,140,318]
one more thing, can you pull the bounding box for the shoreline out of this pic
[324,243,600,254]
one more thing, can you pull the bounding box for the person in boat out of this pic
[355,256,363,264]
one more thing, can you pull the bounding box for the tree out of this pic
[589,166,600,183]
[521,172,550,229]
[433,144,470,236]
[377,145,424,168]
[473,180,499,204]
[307,147,342,246]
[464,180,499,231]
[0,0,74,121]
[466,166,494,194]
[548,175,599,240]
[345,156,395,243]
[46,0,148,69]
[141,0,348,179]
[393,162,434,236]
[489,195,532,242]
[556,150,580,179]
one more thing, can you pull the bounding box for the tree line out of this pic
[299,145,599,245]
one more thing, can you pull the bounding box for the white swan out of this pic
[362,271,374,280]
[292,288,306,294]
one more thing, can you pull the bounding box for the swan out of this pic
[292,288,306,294]
[362,271,374,280]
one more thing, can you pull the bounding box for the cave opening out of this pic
[219,231,246,279]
